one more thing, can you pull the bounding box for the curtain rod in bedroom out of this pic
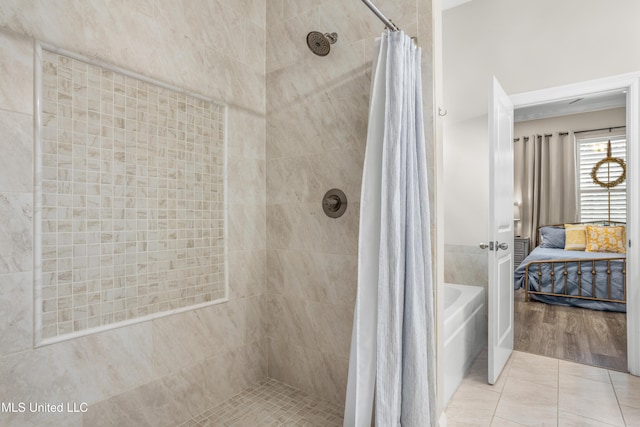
[513,125,626,142]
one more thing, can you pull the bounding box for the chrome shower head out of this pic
[306,31,338,56]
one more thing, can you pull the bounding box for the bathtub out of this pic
[443,283,486,405]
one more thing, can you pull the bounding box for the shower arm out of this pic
[360,0,400,32]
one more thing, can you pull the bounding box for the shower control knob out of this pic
[322,189,347,219]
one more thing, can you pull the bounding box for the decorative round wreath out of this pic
[591,157,627,189]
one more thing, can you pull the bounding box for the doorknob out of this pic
[480,242,508,250]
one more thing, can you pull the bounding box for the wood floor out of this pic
[514,289,627,371]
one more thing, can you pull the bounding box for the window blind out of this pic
[577,137,627,222]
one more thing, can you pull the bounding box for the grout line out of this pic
[609,369,628,426]
[557,358,560,427]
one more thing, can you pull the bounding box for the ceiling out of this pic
[514,90,627,123]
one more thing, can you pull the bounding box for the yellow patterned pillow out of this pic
[585,225,626,254]
[564,224,586,251]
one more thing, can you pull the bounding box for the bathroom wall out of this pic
[265,0,434,405]
[0,1,266,425]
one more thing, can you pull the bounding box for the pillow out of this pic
[585,225,626,254]
[564,224,586,251]
[539,226,565,249]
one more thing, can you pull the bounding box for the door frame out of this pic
[510,72,640,375]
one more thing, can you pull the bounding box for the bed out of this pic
[514,222,627,312]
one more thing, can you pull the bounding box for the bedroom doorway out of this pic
[490,73,640,378]
[512,91,628,371]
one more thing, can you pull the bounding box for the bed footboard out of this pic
[524,257,627,304]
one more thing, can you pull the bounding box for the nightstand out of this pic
[514,237,530,269]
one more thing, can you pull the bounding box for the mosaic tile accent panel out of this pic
[38,48,227,340]
[179,379,344,426]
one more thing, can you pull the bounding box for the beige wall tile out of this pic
[228,249,266,299]
[39,48,228,338]
[266,8,319,74]
[266,0,284,27]
[268,337,348,405]
[0,110,32,192]
[0,30,32,114]
[266,149,363,207]
[151,300,247,377]
[0,0,85,50]
[0,323,153,426]
[266,202,359,255]
[0,193,32,274]
[0,272,32,357]
[444,244,489,287]
[228,203,266,251]
[84,340,266,426]
[267,249,356,305]
[282,0,318,21]
[0,0,267,421]
[266,40,368,114]
[267,95,368,160]
[203,48,266,114]
[203,339,268,403]
[227,156,266,204]
[268,294,353,358]
[227,106,266,160]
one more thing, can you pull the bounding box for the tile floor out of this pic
[445,350,640,426]
[179,379,344,426]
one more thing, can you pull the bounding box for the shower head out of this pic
[306,31,338,56]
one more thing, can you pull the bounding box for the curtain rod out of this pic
[360,0,400,31]
[514,125,626,142]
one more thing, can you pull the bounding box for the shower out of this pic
[306,31,338,56]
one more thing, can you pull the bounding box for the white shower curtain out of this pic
[344,30,435,427]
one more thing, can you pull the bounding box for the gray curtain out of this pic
[514,132,578,242]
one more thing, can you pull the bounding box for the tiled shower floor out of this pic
[179,379,344,426]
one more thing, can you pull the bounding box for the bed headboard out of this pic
[535,220,626,247]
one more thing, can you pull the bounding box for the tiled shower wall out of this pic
[0,0,436,424]
[265,0,434,405]
[0,1,266,425]
[39,49,227,340]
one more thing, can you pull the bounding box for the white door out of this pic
[487,76,515,384]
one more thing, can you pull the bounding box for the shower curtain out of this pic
[344,30,435,427]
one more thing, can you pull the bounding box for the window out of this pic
[577,135,627,222]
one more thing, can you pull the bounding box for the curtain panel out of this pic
[514,132,579,242]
